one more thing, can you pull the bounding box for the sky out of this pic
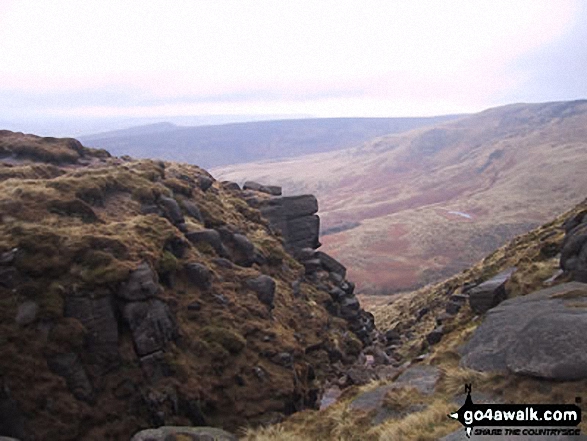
[1,0,586,134]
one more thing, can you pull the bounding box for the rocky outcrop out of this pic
[258,195,320,252]
[460,282,587,380]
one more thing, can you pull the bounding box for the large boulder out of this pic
[259,195,320,252]
[467,267,515,314]
[315,251,347,278]
[460,282,587,380]
[245,275,276,308]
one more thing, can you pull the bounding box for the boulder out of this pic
[15,301,38,326]
[185,229,229,257]
[426,325,444,345]
[118,262,161,301]
[221,181,241,191]
[561,219,587,282]
[231,233,256,266]
[243,181,282,196]
[315,251,347,278]
[130,426,237,441]
[460,282,587,380]
[122,299,178,357]
[468,267,515,314]
[0,248,17,265]
[184,262,212,290]
[181,200,204,223]
[197,176,214,192]
[259,195,320,252]
[245,275,276,308]
[158,196,185,225]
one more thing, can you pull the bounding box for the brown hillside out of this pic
[0,131,371,440]
[213,100,587,294]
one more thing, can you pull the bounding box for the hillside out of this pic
[214,100,587,294]
[244,195,587,441]
[80,116,462,169]
[0,131,376,440]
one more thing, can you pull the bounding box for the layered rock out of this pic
[258,194,321,252]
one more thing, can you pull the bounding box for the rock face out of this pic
[460,282,587,380]
[118,262,161,301]
[259,195,320,252]
[467,267,515,314]
[122,299,178,357]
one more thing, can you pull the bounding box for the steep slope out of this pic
[214,100,587,294]
[243,196,587,441]
[80,116,462,169]
[0,131,374,441]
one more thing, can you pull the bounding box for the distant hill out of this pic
[80,116,463,168]
[214,100,587,294]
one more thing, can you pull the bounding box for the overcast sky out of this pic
[1,0,586,127]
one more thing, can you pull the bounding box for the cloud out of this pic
[0,0,582,118]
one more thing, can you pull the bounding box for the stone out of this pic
[185,229,229,257]
[303,258,322,275]
[243,181,282,196]
[340,296,360,319]
[197,176,214,192]
[449,293,468,303]
[445,301,462,315]
[315,251,347,278]
[393,364,440,395]
[15,301,38,326]
[460,282,587,380]
[468,267,515,314]
[122,299,178,357]
[182,200,204,223]
[211,257,233,269]
[184,262,212,290]
[64,295,119,370]
[329,287,346,301]
[259,195,320,252]
[231,233,256,266]
[118,261,161,301]
[47,352,94,402]
[295,247,317,261]
[0,248,17,265]
[159,196,185,225]
[340,280,355,296]
[319,385,342,410]
[246,275,276,308]
[417,306,430,319]
[130,426,238,441]
[426,326,444,345]
[561,220,587,282]
[221,181,241,191]
[384,329,401,344]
